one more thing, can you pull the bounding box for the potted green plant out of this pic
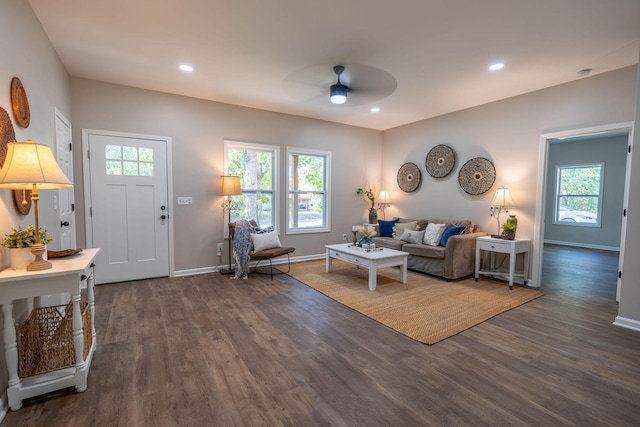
[2,225,52,270]
[501,222,517,240]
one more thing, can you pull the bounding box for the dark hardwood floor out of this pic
[4,245,640,427]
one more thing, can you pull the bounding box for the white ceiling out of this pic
[29,0,640,131]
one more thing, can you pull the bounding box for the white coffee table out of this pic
[325,243,408,290]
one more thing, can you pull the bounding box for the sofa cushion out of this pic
[423,223,447,246]
[371,236,405,251]
[393,221,418,239]
[402,243,446,260]
[439,224,467,246]
[428,219,474,234]
[399,218,429,231]
[377,218,399,237]
[399,229,426,244]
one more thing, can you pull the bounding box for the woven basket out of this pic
[17,302,92,377]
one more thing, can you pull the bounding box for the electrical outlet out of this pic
[342,233,347,241]
[217,243,224,252]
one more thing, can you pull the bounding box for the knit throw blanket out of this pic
[232,219,252,278]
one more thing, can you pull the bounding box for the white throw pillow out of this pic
[392,221,418,239]
[400,229,426,244]
[423,223,447,246]
[250,231,282,252]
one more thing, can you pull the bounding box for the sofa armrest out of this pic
[443,231,488,279]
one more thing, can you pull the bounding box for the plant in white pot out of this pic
[2,225,52,270]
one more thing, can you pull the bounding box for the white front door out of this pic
[55,109,75,250]
[83,129,171,284]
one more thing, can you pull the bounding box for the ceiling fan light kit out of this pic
[330,65,350,104]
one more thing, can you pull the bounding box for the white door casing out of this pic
[82,129,173,284]
[55,109,75,250]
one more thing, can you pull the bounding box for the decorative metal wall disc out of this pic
[10,77,30,128]
[458,157,496,195]
[425,144,456,178]
[397,162,422,193]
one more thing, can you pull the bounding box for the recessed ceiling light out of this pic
[179,64,193,72]
[489,63,504,71]
[370,107,380,113]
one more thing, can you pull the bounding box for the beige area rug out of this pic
[283,259,544,345]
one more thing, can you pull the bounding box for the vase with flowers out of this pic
[356,225,377,249]
[356,187,378,224]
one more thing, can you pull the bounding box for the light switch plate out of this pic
[177,197,193,205]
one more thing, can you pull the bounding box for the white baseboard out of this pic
[543,239,620,252]
[613,316,640,332]
[173,253,325,277]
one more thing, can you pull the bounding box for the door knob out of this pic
[161,215,166,220]
[61,221,70,227]
[161,205,166,210]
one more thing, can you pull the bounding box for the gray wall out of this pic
[70,79,382,272]
[544,135,627,249]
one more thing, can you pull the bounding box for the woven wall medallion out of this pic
[0,107,32,215]
[11,77,30,128]
[425,144,456,178]
[458,157,495,195]
[397,162,422,193]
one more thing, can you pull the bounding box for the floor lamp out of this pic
[0,141,73,271]
[220,175,242,275]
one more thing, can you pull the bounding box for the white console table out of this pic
[0,248,100,411]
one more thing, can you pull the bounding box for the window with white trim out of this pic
[225,141,279,229]
[287,147,330,233]
[554,163,603,227]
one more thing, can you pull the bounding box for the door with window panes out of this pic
[87,131,169,284]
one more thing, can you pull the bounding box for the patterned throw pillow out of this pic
[251,225,274,234]
[422,223,447,246]
[392,221,418,239]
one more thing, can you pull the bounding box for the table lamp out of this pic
[378,190,390,219]
[489,185,515,235]
[0,140,73,271]
[220,175,242,274]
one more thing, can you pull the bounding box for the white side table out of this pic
[475,236,530,290]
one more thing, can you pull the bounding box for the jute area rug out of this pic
[284,259,544,345]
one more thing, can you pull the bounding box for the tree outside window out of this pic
[225,141,279,228]
[554,163,603,227]
[287,148,330,233]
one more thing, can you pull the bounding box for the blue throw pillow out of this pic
[378,218,399,237]
[439,224,466,246]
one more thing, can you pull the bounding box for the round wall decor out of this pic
[0,107,32,215]
[425,144,456,178]
[397,162,422,193]
[458,157,496,195]
[10,77,31,128]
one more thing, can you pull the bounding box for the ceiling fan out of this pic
[330,65,350,104]
[283,63,397,107]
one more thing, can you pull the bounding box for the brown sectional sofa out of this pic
[371,218,487,281]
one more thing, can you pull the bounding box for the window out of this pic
[287,147,330,233]
[225,141,279,229]
[105,145,154,176]
[554,163,603,227]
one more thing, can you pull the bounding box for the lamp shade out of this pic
[379,190,390,204]
[491,186,515,208]
[220,175,242,196]
[0,141,72,189]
